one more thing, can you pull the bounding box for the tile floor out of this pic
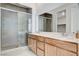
[1,46,36,56]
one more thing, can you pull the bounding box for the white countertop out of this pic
[30,32,79,44]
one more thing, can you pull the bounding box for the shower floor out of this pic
[1,46,36,56]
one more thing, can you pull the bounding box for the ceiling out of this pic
[19,3,65,14]
[35,3,65,14]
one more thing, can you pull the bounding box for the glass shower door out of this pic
[0,9,1,54]
[18,12,28,46]
[1,9,18,50]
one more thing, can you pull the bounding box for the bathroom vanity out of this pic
[28,32,79,56]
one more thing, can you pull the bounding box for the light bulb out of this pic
[62,12,65,16]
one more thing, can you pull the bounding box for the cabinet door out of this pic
[45,43,56,56]
[37,48,44,56]
[57,48,77,56]
[28,38,32,48]
[28,38,36,53]
[78,44,79,56]
[37,41,44,50]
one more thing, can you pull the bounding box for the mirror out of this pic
[38,3,79,33]
[38,13,52,32]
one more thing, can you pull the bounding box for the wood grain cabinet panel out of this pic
[45,43,56,56]
[28,38,33,49]
[31,35,38,39]
[28,34,78,56]
[56,48,77,56]
[28,38,36,53]
[78,44,79,56]
[37,41,45,50]
[45,38,77,52]
[37,48,44,56]
[38,36,45,42]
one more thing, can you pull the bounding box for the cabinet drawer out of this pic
[37,41,45,50]
[37,48,44,56]
[28,38,36,53]
[45,38,77,52]
[29,34,38,39]
[38,36,45,42]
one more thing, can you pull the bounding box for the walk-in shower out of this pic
[0,3,32,51]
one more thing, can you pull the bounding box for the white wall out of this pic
[71,7,79,32]
[77,4,79,32]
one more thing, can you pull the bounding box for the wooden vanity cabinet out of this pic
[78,44,79,56]
[37,41,45,56]
[28,38,32,49]
[45,38,77,52]
[56,48,77,56]
[28,35,37,54]
[37,48,44,56]
[32,39,37,53]
[45,43,56,56]
[45,38,77,56]
[28,35,45,55]
[37,36,45,56]
[28,34,78,56]
[37,41,44,50]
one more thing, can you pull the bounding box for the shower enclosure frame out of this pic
[0,7,32,50]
